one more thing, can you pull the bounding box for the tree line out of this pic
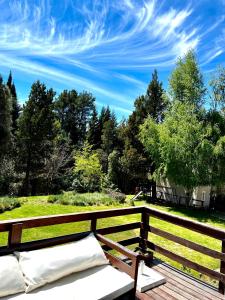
[0,50,225,197]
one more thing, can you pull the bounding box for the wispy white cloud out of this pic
[0,0,224,116]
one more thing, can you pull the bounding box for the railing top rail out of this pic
[0,206,144,232]
[145,206,225,240]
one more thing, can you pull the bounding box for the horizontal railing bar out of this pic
[0,231,90,256]
[97,222,140,235]
[96,234,139,260]
[0,206,144,232]
[145,207,225,240]
[146,240,225,284]
[102,237,140,252]
[149,225,225,262]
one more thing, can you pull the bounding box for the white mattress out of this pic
[2,265,134,300]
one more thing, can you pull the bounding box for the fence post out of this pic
[219,240,225,294]
[8,223,23,248]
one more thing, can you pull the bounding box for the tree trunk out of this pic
[23,148,31,196]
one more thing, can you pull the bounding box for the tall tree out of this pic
[209,66,225,112]
[87,106,100,149]
[6,72,20,133]
[0,76,12,155]
[17,81,56,195]
[55,90,94,146]
[169,50,206,108]
[101,112,117,155]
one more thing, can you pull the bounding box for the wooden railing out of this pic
[0,206,225,294]
[143,207,225,294]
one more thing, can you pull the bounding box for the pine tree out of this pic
[87,106,100,149]
[55,90,95,146]
[145,70,167,123]
[0,75,12,156]
[17,81,56,195]
[6,72,20,133]
[6,71,12,90]
[101,112,117,155]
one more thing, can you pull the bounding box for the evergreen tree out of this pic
[101,112,117,155]
[6,72,20,133]
[17,81,56,195]
[0,75,12,155]
[87,106,100,149]
[6,71,12,89]
[55,90,94,146]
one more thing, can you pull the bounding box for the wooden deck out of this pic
[136,260,224,300]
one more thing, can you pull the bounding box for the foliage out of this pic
[73,143,104,192]
[139,101,214,190]
[6,71,20,134]
[17,81,56,195]
[0,197,20,213]
[47,192,124,206]
[209,66,225,112]
[169,50,206,109]
[54,90,94,146]
[101,113,117,155]
[0,76,12,155]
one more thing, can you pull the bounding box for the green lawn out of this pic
[0,196,224,287]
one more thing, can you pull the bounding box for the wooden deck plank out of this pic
[135,259,224,300]
[151,286,177,300]
[152,264,212,300]
[154,262,224,299]
[157,285,188,300]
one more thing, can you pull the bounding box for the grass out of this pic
[0,195,225,287]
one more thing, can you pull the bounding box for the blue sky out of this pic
[0,0,225,118]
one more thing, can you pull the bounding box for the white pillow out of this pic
[0,254,26,297]
[16,233,109,293]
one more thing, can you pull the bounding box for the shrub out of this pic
[0,197,20,213]
[47,192,123,206]
[103,188,126,203]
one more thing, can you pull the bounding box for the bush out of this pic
[103,188,126,203]
[0,197,21,213]
[47,192,124,206]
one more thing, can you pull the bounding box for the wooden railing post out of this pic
[8,223,23,248]
[219,240,225,294]
[91,218,97,232]
[139,208,149,252]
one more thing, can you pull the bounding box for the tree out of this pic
[169,50,206,109]
[6,72,20,134]
[73,143,103,192]
[209,66,225,112]
[101,112,117,155]
[119,143,148,193]
[0,76,12,155]
[55,90,95,146]
[17,81,56,195]
[87,106,100,149]
[139,101,214,192]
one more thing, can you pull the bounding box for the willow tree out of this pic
[139,101,213,194]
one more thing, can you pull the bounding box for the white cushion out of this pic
[0,255,26,297]
[2,265,134,300]
[16,233,109,293]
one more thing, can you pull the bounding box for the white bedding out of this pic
[2,265,134,300]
